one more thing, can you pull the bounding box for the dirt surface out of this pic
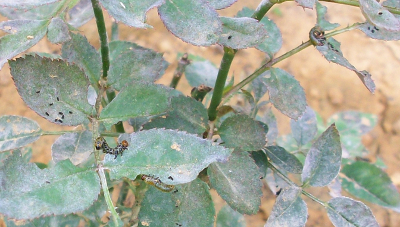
[1,1,400,226]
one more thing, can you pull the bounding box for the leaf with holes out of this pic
[341,161,400,212]
[0,151,100,220]
[290,106,318,146]
[263,146,303,174]
[9,55,93,126]
[185,60,218,88]
[158,0,221,46]
[316,2,340,31]
[100,0,164,28]
[99,82,175,129]
[359,0,400,31]
[216,205,246,227]
[316,37,375,93]
[62,32,101,90]
[261,68,307,120]
[143,95,208,135]
[0,116,42,152]
[236,7,282,56]
[107,41,168,91]
[104,129,232,184]
[265,187,307,227]
[326,196,379,227]
[218,17,267,49]
[219,114,266,151]
[51,131,93,165]
[0,19,48,69]
[208,151,262,215]
[47,17,70,44]
[139,178,214,227]
[302,124,341,187]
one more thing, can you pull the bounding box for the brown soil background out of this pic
[1,1,400,226]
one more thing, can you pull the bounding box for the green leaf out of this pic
[236,7,282,56]
[108,41,168,91]
[104,129,232,184]
[216,205,246,227]
[265,168,290,195]
[67,0,94,28]
[158,0,221,46]
[5,214,82,227]
[359,0,400,31]
[265,187,307,227]
[258,108,279,145]
[99,0,164,29]
[47,17,71,44]
[290,106,317,146]
[185,60,218,88]
[261,68,307,120]
[263,146,303,174]
[276,134,299,153]
[0,151,100,219]
[99,82,174,129]
[219,114,266,151]
[301,124,341,187]
[341,161,400,211]
[0,115,42,152]
[128,116,152,132]
[51,131,93,165]
[0,3,58,20]
[218,17,267,49]
[0,19,48,69]
[326,196,379,227]
[208,0,237,10]
[357,22,400,41]
[82,194,107,225]
[316,2,340,31]
[327,111,377,158]
[62,32,101,90]
[250,150,268,178]
[208,151,262,215]
[295,0,315,9]
[316,37,375,93]
[9,55,93,126]
[139,178,215,227]
[143,95,208,135]
[0,0,61,9]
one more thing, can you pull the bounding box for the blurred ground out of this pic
[1,1,400,226]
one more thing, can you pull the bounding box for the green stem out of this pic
[267,161,328,207]
[91,0,110,79]
[222,23,360,102]
[321,0,400,15]
[170,53,190,88]
[252,0,276,21]
[42,130,79,136]
[207,47,236,121]
[98,166,120,226]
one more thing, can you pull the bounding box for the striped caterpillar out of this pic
[95,136,128,159]
[141,174,175,192]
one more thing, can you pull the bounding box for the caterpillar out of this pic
[95,136,128,159]
[141,174,175,192]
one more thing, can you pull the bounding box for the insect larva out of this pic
[141,175,175,192]
[94,136,128,159]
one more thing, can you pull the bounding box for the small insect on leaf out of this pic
[141,174,175,192]
[94,137,128,159]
